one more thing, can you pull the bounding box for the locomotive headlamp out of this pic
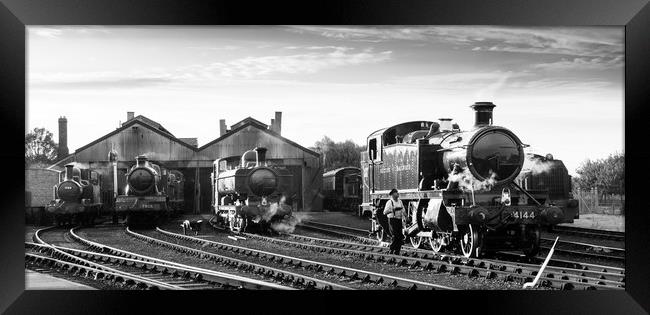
[501,188,512,206]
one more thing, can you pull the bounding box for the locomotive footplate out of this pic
[47,201,84,214]
[449,204,565,227]
[115,195,167,212]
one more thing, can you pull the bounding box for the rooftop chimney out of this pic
[439,118,453,131]
[270,119,276,132]
[219,119,227,136]
[274,111,282,135]
[58,116,69,159]
[127,111,135,121]
[470,102,496,127]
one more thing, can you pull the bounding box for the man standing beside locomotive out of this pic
[384,189,405,255]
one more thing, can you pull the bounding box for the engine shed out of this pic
[46,112,323,214]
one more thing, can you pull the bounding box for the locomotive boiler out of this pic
[115,155,181,226]
[363,102,578,258]
[210,147,296,233]
[47,163,103,226]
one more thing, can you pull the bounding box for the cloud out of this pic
[184,46,392,79]
[186,45,241,51]
[532,56,623,71]
[29,26,112,39]
[29,71,174,89]
[288,26,623,65]
[30,46,392,89]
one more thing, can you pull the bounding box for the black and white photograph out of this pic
[24,25,625,291]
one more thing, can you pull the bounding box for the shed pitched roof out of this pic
[198,121,319,157]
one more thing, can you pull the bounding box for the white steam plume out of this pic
[447,167,498,192]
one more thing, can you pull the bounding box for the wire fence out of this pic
[573,187,624,215]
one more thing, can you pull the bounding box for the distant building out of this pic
[48,111,323,213]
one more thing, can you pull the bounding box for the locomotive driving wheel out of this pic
[459,224,482,258]
[406,201,424,248]
[410,236,424,248]
[428,232,446,253]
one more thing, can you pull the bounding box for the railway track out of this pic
[125,227,352,290]
[29,226,293,290]
[539,237,625,263]
[155,227,455,290]
[550,225,624,242]
[301,220,626,266]
[295,221,624,289]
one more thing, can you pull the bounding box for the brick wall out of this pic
[25,168,60,208]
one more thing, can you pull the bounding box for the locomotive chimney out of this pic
[255,147,268,166]
[219,119,227,136]
[64,163,74,180]
[136,155,148,166]
[274,111,282,135]
[58,116,69,159]
[439,118,453,131]
[471,102,496,127]
[127,111,135,121]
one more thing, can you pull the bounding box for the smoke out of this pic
[516,154,554,181]
[446,167,498,192]
[270,212,307,234]
[256,196,303,234]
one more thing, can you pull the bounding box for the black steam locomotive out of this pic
[210,147,296,233]
[115,155,184,226]
[322,167,362,212]
[362,102,579,258]
[47,163,103,226]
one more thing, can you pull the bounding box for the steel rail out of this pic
[157,227,454,290]
[299,221,626,282]
[266,225,624,289]
[27,235,183,290]
[52,243,290,290]
[551,226,624,242]
[25,252,160,290]
[69,227,293,290]
[125,227,343,290]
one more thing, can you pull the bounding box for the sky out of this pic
[27,26,624,175]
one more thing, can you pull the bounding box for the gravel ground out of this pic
[558,214,624,232]
[541,231,624,249]
[157,219,526,290]
[75,226,310,288]
[25,266,127,290]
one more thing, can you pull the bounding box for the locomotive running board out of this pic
[523,236,559,289]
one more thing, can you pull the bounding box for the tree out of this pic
[311,136,366,171]
[573,153,624,195]
[25,127,59,168]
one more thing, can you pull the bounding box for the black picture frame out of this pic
[1,0,648,314]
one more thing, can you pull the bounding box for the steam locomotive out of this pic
[210,147,296,233]
[47,163,103,226]
[362,102,579,258]
[115,155,184,226]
